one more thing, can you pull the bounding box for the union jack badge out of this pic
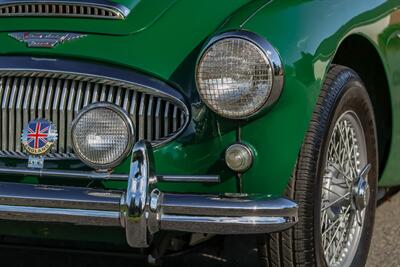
[21,119,58,169]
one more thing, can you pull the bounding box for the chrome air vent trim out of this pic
[0,0,130,19]
[0,56,189,160]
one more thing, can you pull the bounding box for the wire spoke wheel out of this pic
[257,66,377,267]
[320,110,369,267]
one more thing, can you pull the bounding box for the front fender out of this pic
[227,0,394,194]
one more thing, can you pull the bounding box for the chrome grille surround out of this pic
[0,56,189,160]
[0,0,129,19]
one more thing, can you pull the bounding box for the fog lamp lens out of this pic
[71,102,134,170]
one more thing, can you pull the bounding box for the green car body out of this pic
[0,0,398,250]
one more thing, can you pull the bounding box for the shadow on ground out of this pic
[0,236,259,267]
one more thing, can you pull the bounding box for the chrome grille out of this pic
[0,71,188,159]
[0,1,128,19]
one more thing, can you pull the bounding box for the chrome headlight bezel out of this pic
[71,102,135,170]
[195,30,284,119]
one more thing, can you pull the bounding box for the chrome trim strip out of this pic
[0,181,122,225]
[157,175,220,183]
[0,205,121,226]
[160,215,294,235]
[0,182,122,210]
[0,166,220,183]
[0,166,128,180]
[160,193,297,217]
[0,0,130,19]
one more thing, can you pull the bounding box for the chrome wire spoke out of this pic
[321,111,368,267]
[330,205,352,263]
[322,210,347,237]
[321,192,351,212]
[322,186,346,198]
[326,161,353,183]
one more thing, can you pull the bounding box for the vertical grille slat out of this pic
[147,96,154,140]
[58,79,69,153]
[91,83,100,103]
[74,81,84,117]
[164,102,170,137]
[51,79,62,134]
[100,84,107,101]
[82,82,91,108]
[66,81,77,153]
[122,89,130,113]
[0,71,188,159]
[22,78,33,135]
[0,78,5,144]
[15,77,26,151]
[2,77,12,150]
[129,91,138,139]
[107,85,115,102]
[44,79,55,121]
[138,94,146,140]
[155,98,161,140]
[115,87,123,106]
[29,78,40,121]
[37,78,48,119]
[180,112,185,128]
[172,106,178,132]
[8,78,19,150]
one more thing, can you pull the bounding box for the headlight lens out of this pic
[196,31,283,119]
[71,103,134,170]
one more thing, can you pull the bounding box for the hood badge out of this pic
[9,32,87,48]
[21,119,58,169]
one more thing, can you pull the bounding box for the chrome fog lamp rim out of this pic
[71,102,135,170]
[195,30,284,119]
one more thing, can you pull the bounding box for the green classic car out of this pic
[0,0,398,266]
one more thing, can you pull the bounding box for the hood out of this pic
[0,0,259,35]
[0,0,269,84]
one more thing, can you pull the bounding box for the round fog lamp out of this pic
[225,143,253,172]
[71,103,134,170]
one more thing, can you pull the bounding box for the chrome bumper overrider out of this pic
[0,141,298,248]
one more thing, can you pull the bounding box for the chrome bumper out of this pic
[0,141,298,248]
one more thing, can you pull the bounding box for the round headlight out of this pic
[196,31,283,119]
[71,103,134,170]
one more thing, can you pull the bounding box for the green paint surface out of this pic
[0,0,399,246]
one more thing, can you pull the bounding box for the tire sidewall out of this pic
[314,78,378,267]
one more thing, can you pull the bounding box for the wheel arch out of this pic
[332,34,392,178]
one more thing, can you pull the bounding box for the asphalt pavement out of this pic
[0,193,397,267]
[366,192,400,267]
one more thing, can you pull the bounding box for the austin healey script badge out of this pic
[9,32,87,48]
[21,119,58,169]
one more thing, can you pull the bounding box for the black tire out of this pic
[258,65,378,267]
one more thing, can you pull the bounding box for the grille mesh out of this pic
[0,71,187,159]
[0,2,125,19]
